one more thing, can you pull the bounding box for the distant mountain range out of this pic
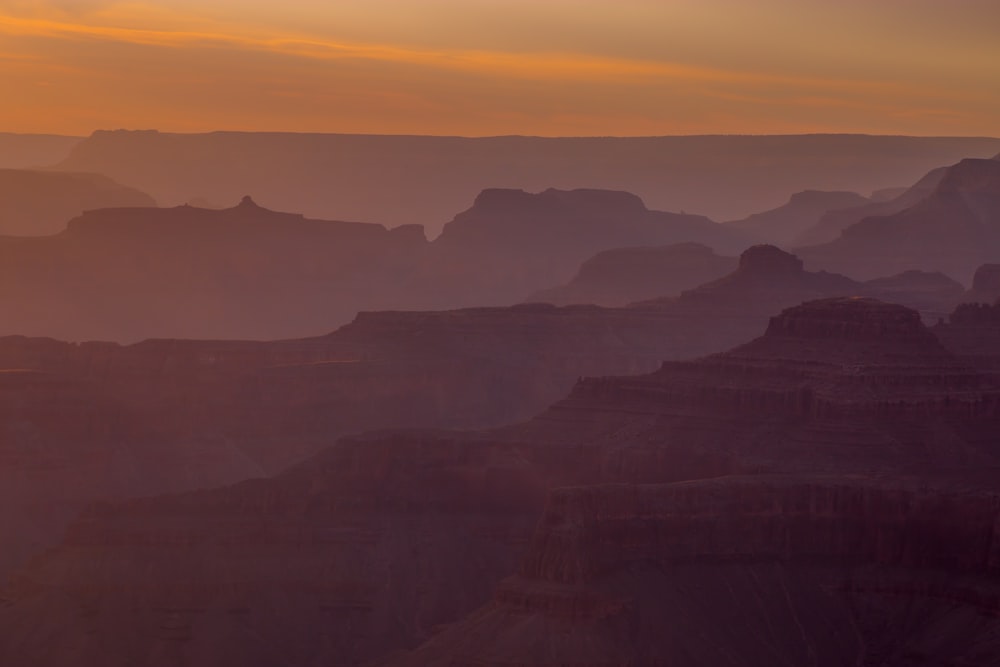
[51,131,1000,234]
[799,155,1000,282]
[0,189,754,342]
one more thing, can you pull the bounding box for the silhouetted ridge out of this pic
[763,297,930,342]
[793,165,950,246]
[797,156,1000,282]
[724,190,870,246]
[950,301,1000,326]
[525,243,737,307]
[966,264,1000,303]
[738,244,804,275]
[932,158,1000,195]
[471,187,648,216]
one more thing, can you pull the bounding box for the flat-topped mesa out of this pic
[708,299,984,398]
[567,298,993,426]
[762,296,933,342]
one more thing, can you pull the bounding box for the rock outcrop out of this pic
[0,294,773,579]
[525,243,737,306]
[4,298,1000,666]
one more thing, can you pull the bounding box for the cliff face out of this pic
[395,477,1000,667]
[0,296,750,580]
[4,298,1000,666]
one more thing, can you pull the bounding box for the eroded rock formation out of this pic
[4,298,1000,666]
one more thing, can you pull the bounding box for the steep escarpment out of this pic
[394,477,1000,667]
[799,157,1000,282]
[4,299,1000,666]
[0,296,751,580]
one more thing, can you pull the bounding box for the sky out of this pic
[0,0,998,137]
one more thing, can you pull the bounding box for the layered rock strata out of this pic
[4,298,1000,666]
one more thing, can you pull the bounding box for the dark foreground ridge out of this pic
[3,298,1000,666]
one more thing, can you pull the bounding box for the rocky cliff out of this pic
[4,298,1000,666]
[394,476,1000,666]
[0,294,764,580]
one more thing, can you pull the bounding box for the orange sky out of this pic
[1,0,998,136]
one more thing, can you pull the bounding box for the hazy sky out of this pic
[1,0,998,136]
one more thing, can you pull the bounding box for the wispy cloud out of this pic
[0,11,929,97]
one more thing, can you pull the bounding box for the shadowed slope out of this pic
[0,169,154,235]
[799,157,1000,282]
[3,299,1000,666]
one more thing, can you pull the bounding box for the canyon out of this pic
[3,298,1000,666]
